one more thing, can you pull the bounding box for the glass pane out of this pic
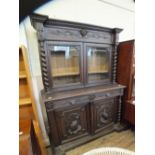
[87,47,109,82]
[50,45,80,86]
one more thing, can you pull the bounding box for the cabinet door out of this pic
[54,102,90,144]
[84,43,112,86]
[92,98,117,133]
[46,41,84,89]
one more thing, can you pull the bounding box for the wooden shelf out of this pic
[53,72,79,77]
[19,71,27,79]
[52,71,108,77]
[19,97,32,106]
[19,79,30,99]
[88,70,108,74]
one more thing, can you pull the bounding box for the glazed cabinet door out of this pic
[53,101,90,144]
[46,41,84,90]
[91,98,118,133]
[84,43,112,86]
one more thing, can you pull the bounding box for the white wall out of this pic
[19,0,134,145]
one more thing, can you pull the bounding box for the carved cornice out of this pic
[30,13,123,33]
[112,28,123,34]
[30,13,48,29]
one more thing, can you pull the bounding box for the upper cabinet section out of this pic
[30,14,123,92]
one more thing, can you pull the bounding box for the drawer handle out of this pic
[89,95,95,101]
[105,93,111,97]
[69,100,76,105]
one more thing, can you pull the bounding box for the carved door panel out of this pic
[92,98,117,133]
[54,103,89,144]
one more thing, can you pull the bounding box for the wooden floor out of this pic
[47,130,135,155]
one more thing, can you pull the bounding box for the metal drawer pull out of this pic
[105,93,111,97]
[69,100,76,105]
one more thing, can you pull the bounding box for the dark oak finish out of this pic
[30,13,125,155]
[117,40,135,125]
[30,13,122,92]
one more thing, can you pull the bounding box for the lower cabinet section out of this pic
[43,85,125,155]
[46,98,120,154]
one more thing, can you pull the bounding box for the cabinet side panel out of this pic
[46,109,61,146]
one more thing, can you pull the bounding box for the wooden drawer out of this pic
[95,89,123,100]
[44,27,112,44]
[92,98,118,133]
[46,96,90,110]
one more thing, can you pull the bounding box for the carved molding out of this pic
[112,47,118,83]
[86,31,110,40]
[112,30,120,83]
[47,28,81,38]
[39,41,50,92]
[44,27,111,43]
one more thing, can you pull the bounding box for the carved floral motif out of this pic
[46,28,111,41]
[96,102,114,128]
[65,113,82,136]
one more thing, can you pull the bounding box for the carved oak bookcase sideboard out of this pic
[30,14,125,155]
